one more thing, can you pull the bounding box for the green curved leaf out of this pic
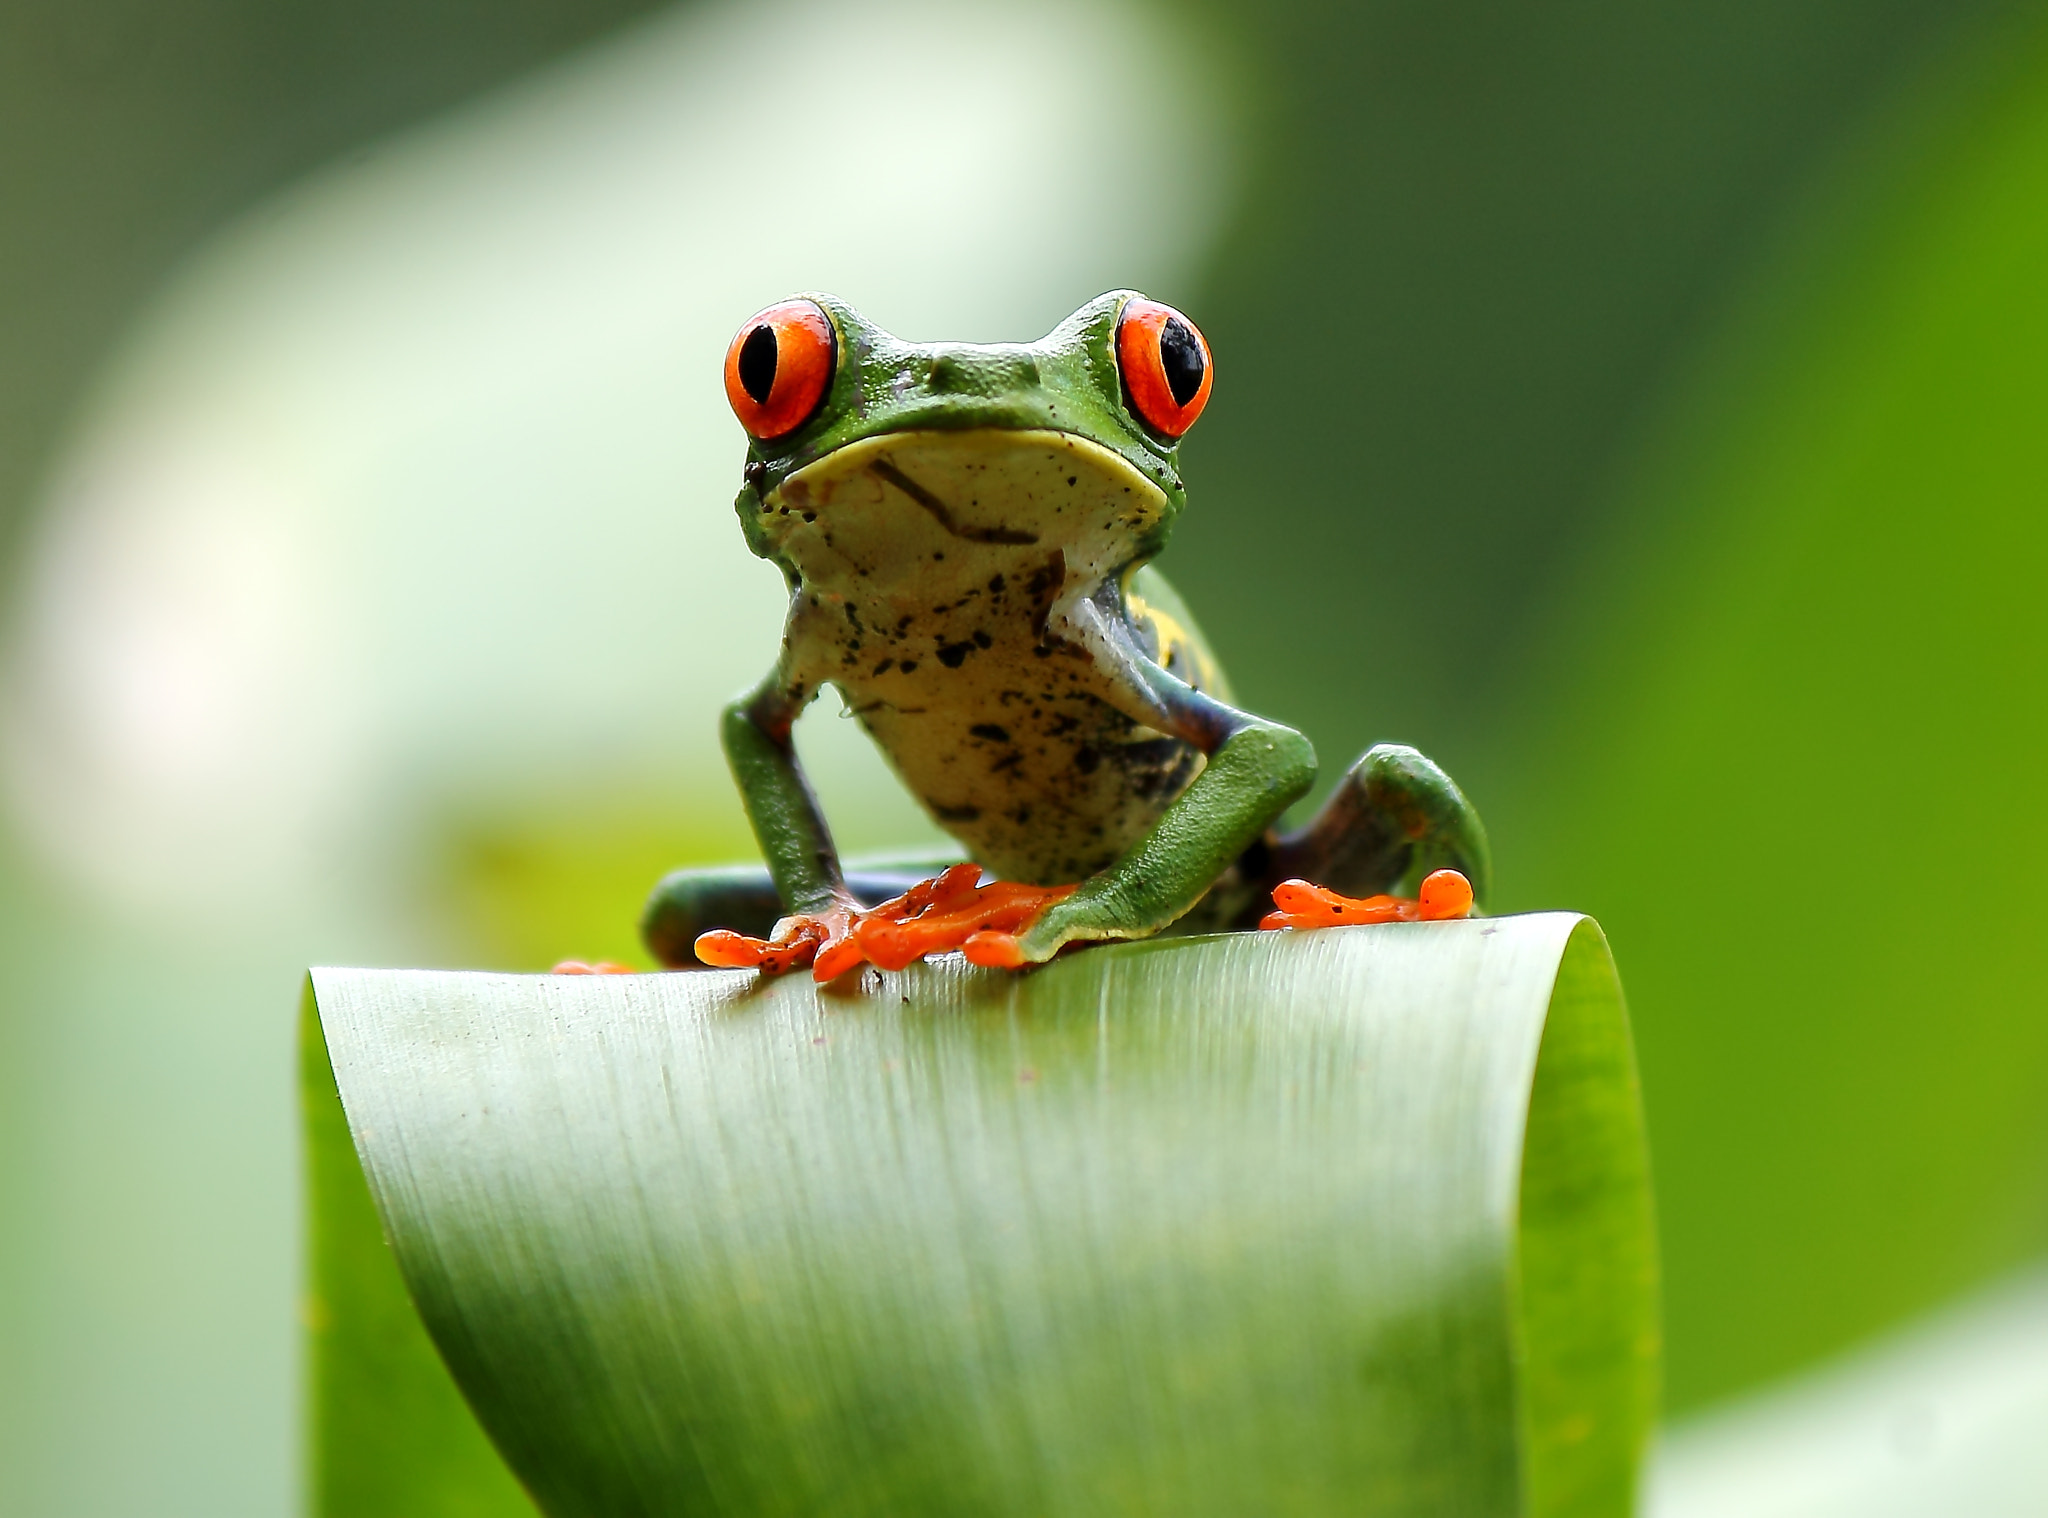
[304,915,1654,1517]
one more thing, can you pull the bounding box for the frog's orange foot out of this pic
[695,904,859,978]
[854,865,1076,974]
[1258,868,1474,931]
[691,869,1076,982]
[551,959,635,974]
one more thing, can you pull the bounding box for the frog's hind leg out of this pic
[1267,743,1492,908]
[641,851,964,968]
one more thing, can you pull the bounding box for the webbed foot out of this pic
[691,866,1079,981]
[1257,868,1474,931]
[855,864,1077,973]
[695,902,861,979]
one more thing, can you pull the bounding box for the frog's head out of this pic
[719,292,1212,585]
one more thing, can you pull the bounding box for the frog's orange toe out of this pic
[694,918,834,975]
[694,904,863,978]
[552,958,635,974]
[810,932,868,982]
[851,915,932,972]
[693,929,774,969]
[1259,870,1475,932]
[1265,879,1406,928]
[961,930,1027,969]
[1417,868,1475,921]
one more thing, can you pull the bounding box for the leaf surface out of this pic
[304,914,1654,1517]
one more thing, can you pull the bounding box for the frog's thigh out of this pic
[1272,743,1492,904]
[640,854,968,967]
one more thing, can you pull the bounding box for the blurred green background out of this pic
[3,0,2045,1511]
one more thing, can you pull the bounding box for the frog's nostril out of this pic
[929,354,969,393]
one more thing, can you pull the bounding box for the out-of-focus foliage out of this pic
[1650,1266,2048,1515]
[0,0,663,555]
[1493,10,2048,1407]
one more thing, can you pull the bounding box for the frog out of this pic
[631,291,1490,982]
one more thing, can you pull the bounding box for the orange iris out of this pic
[724,298,836,439]
[1116,297,1213,438]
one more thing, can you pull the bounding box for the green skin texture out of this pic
[647,292,1490,967]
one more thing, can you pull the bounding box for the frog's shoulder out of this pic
[1124,564,1233,704]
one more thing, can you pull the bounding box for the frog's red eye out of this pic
[1116,297,1212,438]
[724,299,836,439]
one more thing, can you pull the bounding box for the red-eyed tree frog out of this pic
[617,293,1489,982]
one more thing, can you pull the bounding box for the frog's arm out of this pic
[1011,602,1317,962]
[1125,564,1234,705]
[722,669,854,917]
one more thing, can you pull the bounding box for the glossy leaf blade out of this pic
[305,914,1654,1517]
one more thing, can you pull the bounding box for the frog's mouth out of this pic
[760,429,1169,595]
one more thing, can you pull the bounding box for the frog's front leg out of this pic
[976,663,1318,968]
[691,670,867,975]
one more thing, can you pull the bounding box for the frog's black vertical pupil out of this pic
[1158,316,1204,408]
[738,324,778,405]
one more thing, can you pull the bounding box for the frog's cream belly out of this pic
[849,638,1200,882]
[764,429,1201,883]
